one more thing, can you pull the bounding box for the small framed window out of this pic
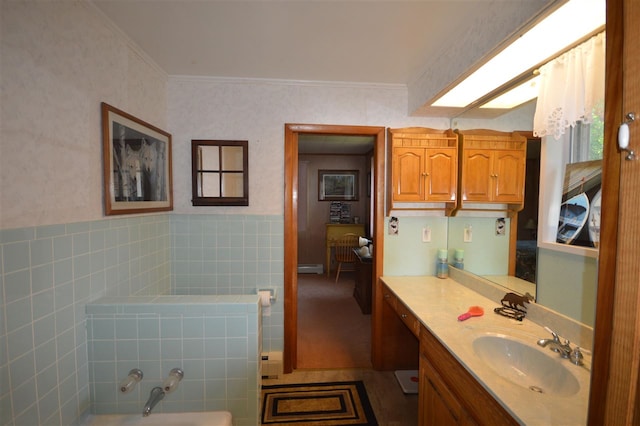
[191,140,248,206]
[569,116,604,163]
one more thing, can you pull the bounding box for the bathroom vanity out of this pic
[379,275,591,425]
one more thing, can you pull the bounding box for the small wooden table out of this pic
[325,223,365,277]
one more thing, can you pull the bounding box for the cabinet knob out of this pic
[401,314,408,319]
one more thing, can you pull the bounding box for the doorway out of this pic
[283,124,386,372]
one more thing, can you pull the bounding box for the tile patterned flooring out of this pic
[262,368,419,425]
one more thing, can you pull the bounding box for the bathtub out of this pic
[84,411,232,426]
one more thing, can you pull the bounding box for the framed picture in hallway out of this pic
[101,102,173,215]
[318,170,359,201]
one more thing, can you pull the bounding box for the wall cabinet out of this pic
[455,130,527,215]
[387,128,458,214]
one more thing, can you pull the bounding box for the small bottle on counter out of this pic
[436,249,449,279]
[454,249,464,269]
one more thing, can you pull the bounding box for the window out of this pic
[538,107,603,256]
[191,140,248,206]
[569,112,604,163]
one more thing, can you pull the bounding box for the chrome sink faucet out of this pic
[142,386,165,417]
[537,326,579,362]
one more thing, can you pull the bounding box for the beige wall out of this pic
[0,1,168,230]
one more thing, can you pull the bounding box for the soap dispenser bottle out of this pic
[436,249,449,279]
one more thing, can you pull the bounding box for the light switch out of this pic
[464,225,473,242]
[422,227,431,242]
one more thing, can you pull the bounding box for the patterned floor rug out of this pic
[261,381,378,425]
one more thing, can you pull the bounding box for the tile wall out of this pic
[1,213,284,426]
[171,214,284,354]
[0,215,170,425]
[85,296,261,425]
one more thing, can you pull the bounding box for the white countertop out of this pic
[381,275,590,426]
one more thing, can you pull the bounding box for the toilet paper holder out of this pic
[258,288,276,302]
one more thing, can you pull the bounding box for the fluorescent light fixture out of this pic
[480,76,540,109]
[431,0,605,108]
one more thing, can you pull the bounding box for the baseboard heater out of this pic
[297,264,323,274]
[261,352,283,378]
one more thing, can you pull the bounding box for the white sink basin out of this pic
[472,334,580,397]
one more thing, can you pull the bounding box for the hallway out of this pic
[263,272,418,425]
[297,271,372,369]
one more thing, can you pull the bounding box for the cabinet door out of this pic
[419,354,476,426]
[493,150,525,202]
[392,148,425,201]
[461,149,492,201]
[425,148,457,202]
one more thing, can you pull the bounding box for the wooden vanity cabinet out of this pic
[455,130,526,215]
[378,282,419,370]
[420,352,476,426]
[387,128,458,214]
[419,325,517,426]
[378,280,517,424]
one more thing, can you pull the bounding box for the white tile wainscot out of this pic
[86,295,261,426]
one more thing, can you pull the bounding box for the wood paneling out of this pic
[589,0,640,423]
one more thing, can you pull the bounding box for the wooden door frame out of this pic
[589,0,640,423]
[284,123,386,373]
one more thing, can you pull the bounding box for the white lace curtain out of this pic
[533,32,605,140]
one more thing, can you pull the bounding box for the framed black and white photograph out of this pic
[318,170,359,201]
[101,102,173,215]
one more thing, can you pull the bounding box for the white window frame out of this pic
[537,128,599,258]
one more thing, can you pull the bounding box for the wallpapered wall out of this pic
[1,1,168,230]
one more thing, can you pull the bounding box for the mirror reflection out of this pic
[446,124,601,327]
[447,136,540,299]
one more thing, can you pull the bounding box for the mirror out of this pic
[447,216,537,299]
[446,127,600,327]
[446,135,540,299]
[446,216,537,293]
[191,140,248,206]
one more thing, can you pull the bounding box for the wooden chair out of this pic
[333,233,360,283]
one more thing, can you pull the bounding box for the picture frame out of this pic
[101,102,173,215]
[318,170,359,201]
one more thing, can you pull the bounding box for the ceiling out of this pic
[91,0,557,117]
[90,1,559,154]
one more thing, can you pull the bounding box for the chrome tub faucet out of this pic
[142,386,165,417]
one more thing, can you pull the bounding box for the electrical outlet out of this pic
[464,225,473,242]
[422,227,431,242]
